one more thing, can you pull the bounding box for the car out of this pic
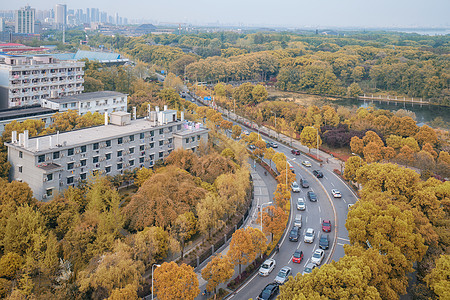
[331,189,342,198]
[288,163,295,173]
[302,262,316,275]
[274,266,292,284]
[302,160,312,167]
[322,220,331,232]
[271,142,278,148]
[243,130,250,135]
[319,234,329,250]
[289,226,300,242]
[297,198,306,211]
[313,170,323,178]
[300,178,309,188]
[291,149,301,155]
[311,248,325,265]
[292,250,304,263]
[348,203,354,209]
[257,282,279,300]
[249,144,256,150]
[304,228,315,243]
[307,191,317,202]
[291,181,300,193]
[259,259,276,276]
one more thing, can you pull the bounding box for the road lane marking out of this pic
[337,243,346,246]
[342,198,347,204]
[318,205,321,213]
[330,182,335,187]
[338,237,350,242]
[297,242,303,249]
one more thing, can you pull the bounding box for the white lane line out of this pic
[305,216,308,223]
[297,241,303,249]
[337,243,346,246]
[338,237,350,242]
[342,198,347,204]
[324,176,328,180]
[318,205,321,213]
[330,182,335,187]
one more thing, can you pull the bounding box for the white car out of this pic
[259,259,276,276]
[291,181,300,193]
[297,198,306,211]
[348,203,354,209]
[302,262,316,275]
[331,189,342,198]
[311,249,325,265]
[243,130,250,135]
[304,228,315,243]
[302,160,312,167]
[274,266,292,284]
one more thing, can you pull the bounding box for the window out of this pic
[19,151,23,158]
[106,140,111,147]
[150,142,154,148]
[67,162,74,170]
[67,177,74,184]
[68,148,74,156]
[117,163,123,170]
[129,135,134,142]
[46,189,53,197]
[159,140,164,146]
[80,159,87,166]
[139,145,144,151]
[129,159,134,166]
[168,126,173,132]
[105,166,111,173]
[168,138,173,143]
[38,155,45,163]
[93,156,99,163]
[150,131,154,137]
[81,145,86,153]
[197,135,201,141]
[93,143,99,150]
[106,153,111,160]
[62,103,67,108]
[150,154,154,161]
[129,147,135,154]
[191,136,195,142]
[53,151,60,159]
[177,125,181,130]
[71,103,76,108]
[185,138,189,143]
[139,157,144,163]
[159,152,164,158]
[159,128,164,134]
[118,137,123,144]
[46,173,53,181]
[117,150,123,157]
[140,132,145,139]
[80,173,87,180]
[18,166,23,173]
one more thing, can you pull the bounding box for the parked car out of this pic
[271,142,278,148]
[291,149,301,155]
[302,262,316,275]
[307,191,317,201]
[313,170,323,178]
[291,181,300,193]
[300,178,309,188]
[311,249,325,265]
[289,226,300,242]
[331,189,342,198]
[259,259,276,276]
[257,282,280,300]
[302,160,312,167]
[319,234,329,250]
[297,198,306,211]
[292,250,304,263]
[249,144,256,150]
[274,266,292,284]
[322,220,331,232]
[304,228,315,243]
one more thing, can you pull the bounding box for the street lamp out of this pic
[151,264,161,300]
[351,153,362,190]
[286,158,296,189]
[260,201,273,232]
[315,127,320,161]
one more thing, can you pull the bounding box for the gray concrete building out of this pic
[15,6,35,34]
[5,108,208,201]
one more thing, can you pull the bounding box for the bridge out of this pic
[358,94,431,107]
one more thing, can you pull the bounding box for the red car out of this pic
[322,220,331,232]
[291,149,301,155]
[292,250,304,263]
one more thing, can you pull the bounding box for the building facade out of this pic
[6,109,208,201]
[0,104,56,135]
[55,4,66,28]
[15,6,35,34]
[41,91,127,115]
[0,54,84,109]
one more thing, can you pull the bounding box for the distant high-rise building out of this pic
[15,6,35,34]
[115,12,119,25]
[123,18,128,25]
[100,12,107,23]
[0,18,4,32]
[55,4,66,28]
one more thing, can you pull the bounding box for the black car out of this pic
[307,191,317,202]
[300,178,309,188]
[313,170,323,178]
[289,226,300,242]
[319,234,329,250]
[257,283,279,300]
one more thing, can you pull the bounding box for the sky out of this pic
[4,0,450,28]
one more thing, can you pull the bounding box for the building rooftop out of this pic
[46,91,127,104]
[9,118,207,154]
[52,50,128,63]
[0,105,56,121]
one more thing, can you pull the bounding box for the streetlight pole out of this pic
[151,264,161,300]
[316,127,320,161]
[351,153,362,190]
[285,158,296,189]
[260,201,273,232]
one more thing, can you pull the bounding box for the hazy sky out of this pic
[5,0,450,28]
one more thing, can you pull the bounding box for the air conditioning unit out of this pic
[75,150,80,154]
[124,138,129,143]
[75,163,81,168]
[43,177,47,182]
[81,153,86,158]
[42,194,47,199]
[100,157,105,161]
[150,137,154,141]
[59,182,64,186]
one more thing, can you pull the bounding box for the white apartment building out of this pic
[6,108,209,201]
[15,6,35,34]
[0,55,84,109]
[40,91,127,115]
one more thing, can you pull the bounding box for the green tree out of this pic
[300,126,321,153]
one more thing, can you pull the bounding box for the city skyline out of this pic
[2,0,450,28]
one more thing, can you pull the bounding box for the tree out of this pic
[343,156,365,183]
[347,82,362,98]
[128,226,171,267]
[231,124,242,139]
[247,227,268,259]
[252,84,268,104]
[424,254,450,299]
[135,167,154,187]
[0,252,22,279]
[363,141,383,163]
[415,125,438,146]
[173,212,197,259]
[227,228,257,274]
[264,147,276,168]
[154,262,199,300]
[300,126,321,152]
[396,145,415,166]
[108,284,139,300]
[196,193,225,238]
[260,206,288,241]
[201,254,234,294]
[350,136,364,155]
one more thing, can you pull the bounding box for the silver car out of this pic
[259,259,276,276]
[304,228,315,243]
[311,248,325,265]
[274,266,292,284]
[302,262,316,275]
[297,198,306,210]
[291,181,300,193]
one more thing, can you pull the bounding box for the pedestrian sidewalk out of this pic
[194,160,277,299]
